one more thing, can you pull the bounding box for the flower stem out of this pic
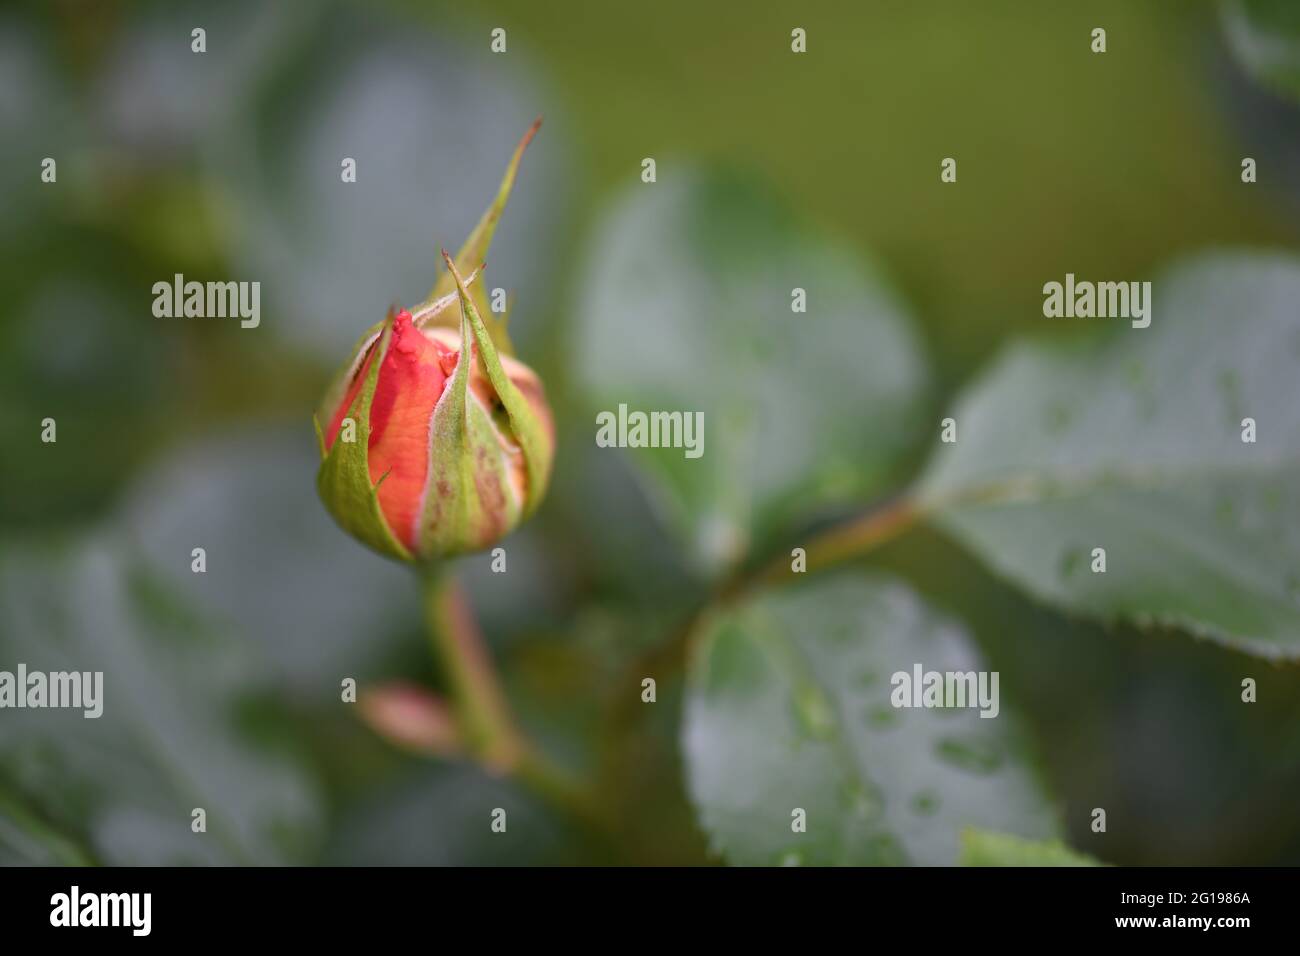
[419,564,609,830]
[615,496,926,726]
[421,564,524,771]
[733,495,923,599]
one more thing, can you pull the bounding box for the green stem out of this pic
[419,564,610,831]
[514,749,609,829]
[421,564,524,771]
[615,496,926,728]
[734,495,923,599]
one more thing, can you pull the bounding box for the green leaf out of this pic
[574,170,929,575]
[682,574,1058,866]
[918,251,1300,658]
[0,538,322,865]
[1221,0,1300,101]
[959,829,1102,867]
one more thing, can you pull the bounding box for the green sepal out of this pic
[416,293,524,557]
[312,413,327,459]
[414,118,541,356]
[443,254,552,516]
[315,318,385,426]
[315,319,413,562]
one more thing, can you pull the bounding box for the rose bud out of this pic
[313,124,554,562]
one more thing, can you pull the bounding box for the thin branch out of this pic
[420,564,613,833]
[421,565,523,772]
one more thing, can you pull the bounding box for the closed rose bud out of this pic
[313,124,554,562]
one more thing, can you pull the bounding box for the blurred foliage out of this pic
[684,574,1058,865]
[2,0,1300,866]
[1221,0,1300,101]
[959,829,1101,867]
[575,170,928,575]
[0,538,321,864]
[920,252,1300,658]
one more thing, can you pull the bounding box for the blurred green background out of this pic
[2,0,1299,865]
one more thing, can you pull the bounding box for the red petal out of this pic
[367,310,454,550]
